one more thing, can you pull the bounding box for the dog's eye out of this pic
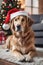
[15,19,17,21]
[18,17,19,19]
[21,18,25,22]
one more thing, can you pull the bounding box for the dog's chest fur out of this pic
[10,30,34,54]
[10,36,27,54]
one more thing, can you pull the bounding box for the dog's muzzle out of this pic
[17,25,21,31]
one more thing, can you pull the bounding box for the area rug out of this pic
[0,48,43,65]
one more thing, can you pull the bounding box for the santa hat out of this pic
[2,8,30,30]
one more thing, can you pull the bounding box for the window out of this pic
[25,0,32,14]
[32,0,39,14]
[25,0,39,14]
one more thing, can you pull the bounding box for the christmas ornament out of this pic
[2,1,6,6]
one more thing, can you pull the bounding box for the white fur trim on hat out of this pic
[2,24,10,30]
[10,11,29,20]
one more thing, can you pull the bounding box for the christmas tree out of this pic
[0,0,25,44]
[0,0,21,27]
[0,0,22,37]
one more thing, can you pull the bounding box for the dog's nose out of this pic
[17,25,21,31]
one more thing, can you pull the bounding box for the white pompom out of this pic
[2,24,10,30]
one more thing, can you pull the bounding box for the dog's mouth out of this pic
[13,24,21,32]
[15,25,24,32]
[13,24,24,37]
[16,25,21,32]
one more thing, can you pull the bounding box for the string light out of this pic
[18,0,25,9]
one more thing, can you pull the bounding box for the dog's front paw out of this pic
[26,55,31,61]
[16,55,25,61]
[25,53,32,61]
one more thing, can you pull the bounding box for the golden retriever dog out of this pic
[5,15,37,61]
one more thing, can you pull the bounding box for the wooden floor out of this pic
[0,59,19,65]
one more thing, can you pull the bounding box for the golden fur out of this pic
[5,16,37,61]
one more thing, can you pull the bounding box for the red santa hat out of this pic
[2,8,30,30]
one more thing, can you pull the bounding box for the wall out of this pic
[39,0,43,14]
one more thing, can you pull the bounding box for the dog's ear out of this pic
[10,19,15,34]
[28,18,34,26]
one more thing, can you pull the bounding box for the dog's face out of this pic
[10,15,34,35]
[13,16,27,32]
